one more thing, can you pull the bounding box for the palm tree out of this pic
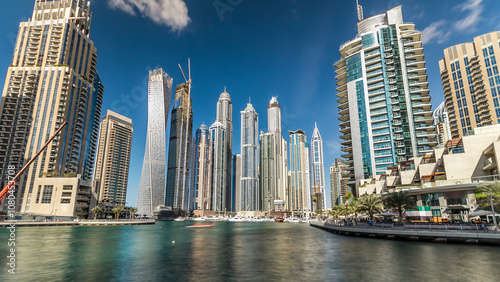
[385,191,417,223]
[112,206,125,220]
[91,206,103,220]
[329,206,342,220]
[349,200,361,221]
[358,194,384,220]
[129,207,138,219]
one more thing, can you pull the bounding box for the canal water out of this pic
[1,221,499,281]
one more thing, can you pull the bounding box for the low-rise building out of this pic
[27,177,95,218]
[358,124,500,221]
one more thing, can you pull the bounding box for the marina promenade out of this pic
[0,219,155,227]
[310,221,500,245]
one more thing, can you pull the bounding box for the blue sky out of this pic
[1,0,500,208]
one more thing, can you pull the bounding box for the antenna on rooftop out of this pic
[356,0,364,22]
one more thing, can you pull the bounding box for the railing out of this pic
[324,222,497,234]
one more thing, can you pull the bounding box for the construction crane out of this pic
[0,121,68,202]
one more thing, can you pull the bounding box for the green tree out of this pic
[112,206,125,220]
[475,181,500,211]
[329,206,342,219]
[358,194,384,220]
[129,207,138,219]
[91,206,103,220]
[384,191,417,223]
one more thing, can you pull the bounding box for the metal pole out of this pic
[489,194,498,233]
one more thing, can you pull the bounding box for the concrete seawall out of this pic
[310,222,500,246]
[0,219,155,227]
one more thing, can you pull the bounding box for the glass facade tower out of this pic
[137,68,172,217]
[240,102,259,211]
[334,6,436,195]
[166,83,193,211]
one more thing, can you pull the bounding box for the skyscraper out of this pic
[137,68,172,217]
[289,130,311,214]
[334,5,436,195]
[240,101,259,211]
[260,97,288,211]
[439,31,500,139]
[310,122,326,210]
[433,102,452,147]
[191,124,213,210]
[93,110,133,206]
[210,89,233,212]
[330,158,348,206]
[0,0,104,212]
[166,83,193,210]
[232,154,241,212]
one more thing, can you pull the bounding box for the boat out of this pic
[228,217,243,222]
[275,217,284,222]
[193,217,208,221]
[186,223,215,228]
[174,217,185,222]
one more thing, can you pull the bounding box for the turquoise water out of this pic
[1,221,500,281]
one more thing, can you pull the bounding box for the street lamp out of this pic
[488,194,498,233]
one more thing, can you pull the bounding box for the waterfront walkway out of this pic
[0,219,155,227]
[310,222,500,245]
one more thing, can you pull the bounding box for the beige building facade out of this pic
[0,0,103,213]
[93,110,133,207]
[439,31,500,139]
[27,177,94,217]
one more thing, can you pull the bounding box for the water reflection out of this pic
[1,222,499,281]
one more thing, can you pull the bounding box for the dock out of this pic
[0,219,155,227]
[310,222,500,246]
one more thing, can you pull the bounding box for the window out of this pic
[489,46,494,55]
[457,71,462,79]
[464,108,469,115]
[459,80,463,88]
[63,185,73,190]
[451,63,455,71]
[483,48,488,57]
[494,66,499,75]
[458,100,462,108]
[462,98,467,107]
[422,193,440,206]
[486,58,491,67]
[36,185,41,204]
[61,199,70,204]
[456,91,460,99]
[62,192,72,197]
[446,198,467,205]
[492,56,497,65]
[41,185,53,204]
[452,72,457,81]
[455,61,460,69]
[488,68,493,77]
[464,57,469,66]
[495,98,499,108]
[466,117,471,126]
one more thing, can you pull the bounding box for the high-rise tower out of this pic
[93,110,133,207]
[240,101,259,211]
[334,6,436,195]
[210,89,233,211]
[439,31,500,139]
[0,0,104,212]
[137,68,172,217]
[260,97,288,211]
[166,83,193,210]
[288,130,311,214]
[310,122,326,211]
[191,123,212,210]
[433,102,452,147]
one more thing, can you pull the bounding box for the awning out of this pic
[469,210,496,217]
[446,206,468,210]
[375,212,399,217]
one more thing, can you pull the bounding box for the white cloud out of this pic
[422,0,484,45]
[422,20,451,45]
[108,0,191,31]
[453,0,483,31]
